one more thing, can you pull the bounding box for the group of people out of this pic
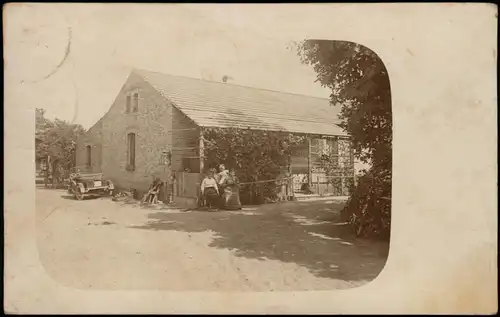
[200,164,242,211]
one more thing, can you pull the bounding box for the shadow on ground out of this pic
[60,194,108,201]
[110,197,192,212]
[129,200,389,283]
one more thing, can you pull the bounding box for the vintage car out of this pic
[67,166,114,200]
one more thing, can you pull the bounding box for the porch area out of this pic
[162,127,356,209]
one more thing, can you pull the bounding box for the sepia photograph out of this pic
[33,17,391,291]
[4,3,497,314]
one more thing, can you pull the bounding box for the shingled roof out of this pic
[135,69,347,137]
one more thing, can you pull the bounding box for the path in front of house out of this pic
[36,187,389,291]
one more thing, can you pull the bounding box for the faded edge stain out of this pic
[22,27,72,84]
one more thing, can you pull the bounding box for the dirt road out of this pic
[36,187,388,291]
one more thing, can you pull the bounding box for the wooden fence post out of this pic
[341,169,345,196]
[199,129,204,174]
[307,137,312,187]
[198,128,204,207]
[350,139,355,194]
[317,176,320,196]
[182,172,186,197]
[173,174,177,199]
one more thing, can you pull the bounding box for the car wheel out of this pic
[74,186,84,200]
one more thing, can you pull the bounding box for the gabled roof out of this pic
[135,69,347,137]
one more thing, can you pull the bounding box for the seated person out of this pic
[220,168,242,210]
[201,169,220,211]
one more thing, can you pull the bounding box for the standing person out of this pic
[200,169,220,212]
[216,164,229,184]
[220,168,242,210]
[168,174,175,204]
[216,164,229,208]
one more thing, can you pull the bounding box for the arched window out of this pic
[127,133,136,170]
[86,145,92,167]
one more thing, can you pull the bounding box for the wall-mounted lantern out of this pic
[161,149,172,166]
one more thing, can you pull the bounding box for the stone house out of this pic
[76,69,354,207]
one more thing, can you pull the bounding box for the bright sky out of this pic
[6,4,331,130]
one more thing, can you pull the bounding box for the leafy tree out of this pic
[35,108,86,187]
[292,40,392,240]
[36,108,46,132]
[202,127,305,204]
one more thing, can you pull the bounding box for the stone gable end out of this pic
[76,72,200,194]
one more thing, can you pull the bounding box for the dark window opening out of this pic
[86,145,92,167]
[127,133,136,170]
[132,93,139,112]
[126,95,131,113]
[182,157,200,173]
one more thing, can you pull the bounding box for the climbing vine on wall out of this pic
[202,127,305,204]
